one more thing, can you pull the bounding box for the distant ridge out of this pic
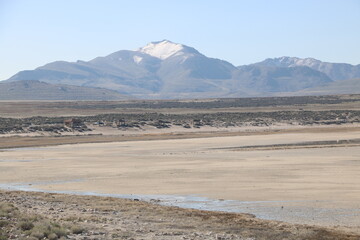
[0,80,129,100]
[257,56,360,81]
[5,40,360,99]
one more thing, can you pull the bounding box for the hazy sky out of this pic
[1,0,360,80]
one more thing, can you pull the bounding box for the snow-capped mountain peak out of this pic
[260,56,322,68]
[138,40,186,60]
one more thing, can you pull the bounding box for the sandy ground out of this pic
[1,124,359,148]
[1,128,360,235]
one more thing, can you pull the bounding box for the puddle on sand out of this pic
[0,182,359,228]
[0,159,32,162]
[0,179,83,191]
[1,146,62,152]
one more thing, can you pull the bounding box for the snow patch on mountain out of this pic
[133,55,143,64]
[277,56,322,67]
[139,40,184,60]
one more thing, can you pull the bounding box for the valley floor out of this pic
[1,96,360,239]
[1,126,360,239]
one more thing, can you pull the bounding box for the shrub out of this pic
[51,225,67,238]
[0,203,18,218]
[29,221,67,239]
[71,225,85,234]
[0,220,9,228]
[0,229,8,240]
[19,220,34,231]
[47,233,58,240]
[30,230,45,239]
[0,235,7,240]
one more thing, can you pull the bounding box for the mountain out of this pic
[8,40,239,98]
[0,80,129,100]
[5,40,360,99]
[233,65,332,93]
[257,57,360,81]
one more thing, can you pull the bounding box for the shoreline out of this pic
[1,189,359,239]
[1,182,360,233]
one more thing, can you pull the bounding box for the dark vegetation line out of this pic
[1,110,360,125]
[0,110,360,134]
[55,94,360,109]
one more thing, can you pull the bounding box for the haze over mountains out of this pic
[5,40,360,100]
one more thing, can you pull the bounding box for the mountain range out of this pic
[4,40,360,99]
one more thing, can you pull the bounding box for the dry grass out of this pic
[0,202,84,240]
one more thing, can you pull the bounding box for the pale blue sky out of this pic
[1,0,360,80]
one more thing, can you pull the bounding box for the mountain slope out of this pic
[9,51,162,94]
[295,78,360,95]
[233,65,333,92]
[0,80,129,100]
